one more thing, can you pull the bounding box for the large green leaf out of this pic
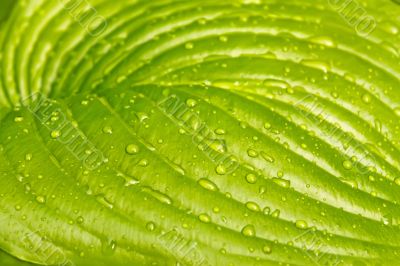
[0,0,400,265]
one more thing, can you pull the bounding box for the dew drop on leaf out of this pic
[263,207,271,215]
[77,216,84,224]
[246,201,260,212]
[185,42,194,50]
[25,153,32,161]
[245,173,257,184]
[102,239,117,256]
[14,116,24,122]
[295,220,308,229]
[36,195,46,204]
[247,149,258,158]
[126,144,140,155]
[271,209,280,218]
[50,130,61,139]
[342,160,353,170]
[308,35,336,47]
[272,178,290,188]
[262,244,272,254]
[261,151,275,163]
[138,159,149,167]
[241,224,256,237]
[102,126,113,134]
[199,213,211,223]
[394,107,400,116]
[186,98,197,107]
[146,222,156,231]
[215,165,226,175]
[300,59,331,73]
[362,93,372,104]
[215,128,226,135]
[219,35,228,42]
[264,122,272,129]
[198,178,218,191]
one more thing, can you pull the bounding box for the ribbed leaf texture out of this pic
[0,0,400,265]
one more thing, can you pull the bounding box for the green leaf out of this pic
[1,0,400,265]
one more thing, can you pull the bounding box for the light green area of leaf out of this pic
[0,0,400,265]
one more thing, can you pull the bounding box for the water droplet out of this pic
[199,213,211,223]
[146,222,156,231]
[271,209,280,218]
[215,165,226,175]
[116,75,127,84]
[331,92,339,99]
[138,159,149,167]
[261,151,275,163]
[394,107,400,116]
[186,98,197,107]
[102,126,113,134]
[264,122,272,129]
[198,18,207,25]
[342,160,353,170]
[136,112,149,122]
[342,179,358,189]
[394,177,400,186]
[25,153,32,161]
[262,244,272,254]
[185,42,194,49]
[375,119,382,133]
[272,178,290,188]
[362,94,371,104]
[15,205,21,211]
[77,216,84,224]
[102,239,117,256]
[14,117,24,122]
[241,224,256,237]
[198,178,218,191]
[381,20,399,35]
[209,140,226,153]
[95,194,114,208]
[300,59,330,73]
[246,201,260,212]
[179,128,186,135]
[308,36,336,47]
[295,220,308,229]
[247,149,258,158]
[125,144,140,155]
[215,128,226,135]
[219,35,228,42]
[50,130,61,139]
[245,173,257,184]
[144,188,172,205]
[263,79,289,89]
[36,195,46,204]
[381,41,399,57]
